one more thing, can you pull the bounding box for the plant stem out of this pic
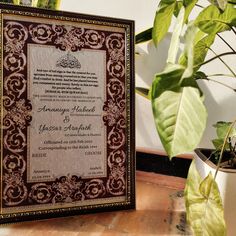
[199,49,236,77]
[233,142,236,153]
[195,4,204,9]
[217,33,236,53]
[201,77,236,92]
[229,137,236,164]
[199,51,236,67]
[230,26,236,36]
[207,74,236,78]
[214,120,236,179]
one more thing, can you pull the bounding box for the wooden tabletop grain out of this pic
[0,171,192,236]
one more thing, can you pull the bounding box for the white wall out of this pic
[61,0,236,153]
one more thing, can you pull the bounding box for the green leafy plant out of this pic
[136,0,236,235]
[0,0,61,9]
[184,159,226,236]
[136,0,236,158]
[184,120,236,236]
[211,121,236,167]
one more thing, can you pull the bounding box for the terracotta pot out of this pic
[194,148,236,236]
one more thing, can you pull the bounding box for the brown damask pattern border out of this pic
[2,18,127,209]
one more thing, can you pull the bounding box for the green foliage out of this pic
[152,0,199,47]
[212,121,236,151]
[214,121,236,140]
[0,0,61,9]
[179,31,215,71]
[185,161,226,236]
[183,0,198,22]
[135,87,151,100]
[135,28,152,44]
[148,1,236,159]
[152,1,176,46]
[208,0,228,10]
[0,0,14,3]
[174,1,183,17]
[13,0,20,4]
[167,7,185,64]
[151,66,207,158]
[137,1,236,235]
[195,4,236,34]
[37,0,61,9]
[152,7,207,158]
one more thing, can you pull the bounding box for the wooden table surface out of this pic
[0,171,192,236]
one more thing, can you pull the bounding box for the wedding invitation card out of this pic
[0,3,135,223]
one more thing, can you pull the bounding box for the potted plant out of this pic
[186,121,236,236]
[136,0,236,235]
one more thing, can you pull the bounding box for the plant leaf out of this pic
[212,138,230,150]
[135,28,152,44]
[152,2,176,47]
[195,4,236,34]
[192,33,215,70]
[208,0,228,10]
[31,0,38,7]
[179,31,215,70]
[180,24,198,79]
[136,87,151,100]
[167,7,185,64]
[151,65,207,158]
[185,160,226,236]
[13,0,20,4]
[152,21,206,158]
[213,121,236,139]
[224,3,236,27]
[195,71,208,80]
[217,0,228,10]
[37,0,61,9]
[174,1,183,17]
[183,0,198,22]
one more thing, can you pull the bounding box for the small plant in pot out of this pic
[136,0,236,235]
[186,121,236,236]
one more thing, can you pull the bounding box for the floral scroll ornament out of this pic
[3,172,28,206]
[107,150,126,195]
[4,73,27,100]
[4,22,28,54]
[4,22,28,73]
[84,30,105,49]
[106,33,125,78]
[3,154,26,174]
[84,179,106,199]
[29,24,55,44]
[103,33,127,196]
[3,99,32,130]
[29,183,52,204]
[103,78,126,127]
[51,176,84,203]
[2,21,31,207]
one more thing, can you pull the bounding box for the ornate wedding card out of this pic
[0,3,135,223]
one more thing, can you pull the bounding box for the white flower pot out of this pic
[194,148,236,236]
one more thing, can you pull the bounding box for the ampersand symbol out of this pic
[63,116,70,123]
